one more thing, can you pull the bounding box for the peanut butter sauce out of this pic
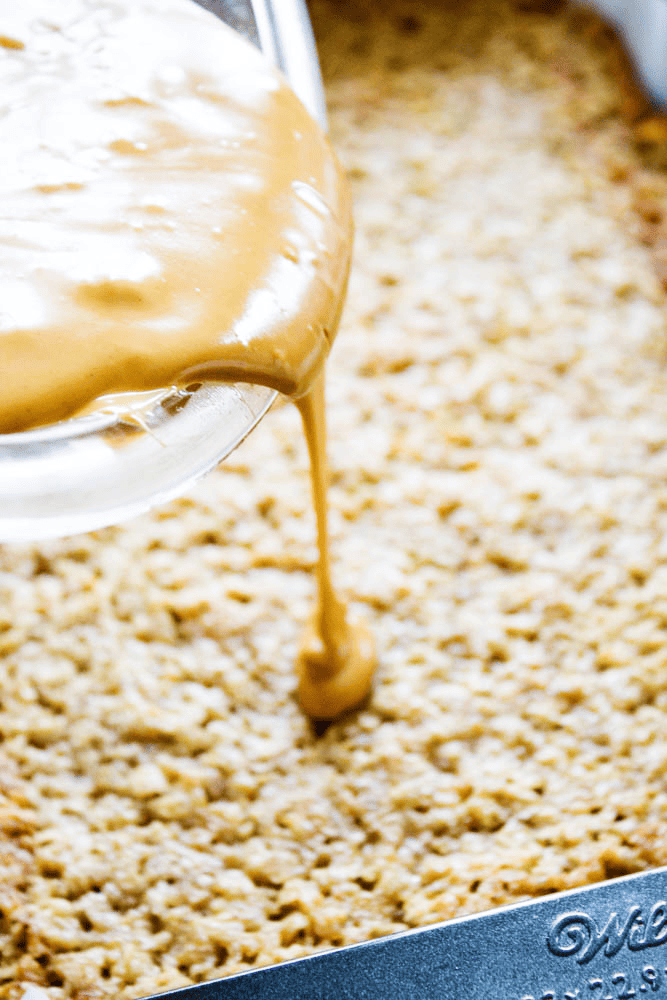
[1,0,375,718]
[296,375,376,719]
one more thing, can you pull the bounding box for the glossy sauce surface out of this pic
[1,0,375,718]
[0,0,348,431]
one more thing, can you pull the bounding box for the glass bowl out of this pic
[0,0,327,541]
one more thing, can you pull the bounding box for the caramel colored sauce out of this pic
[296,375,376,720]
[1,0,375,719]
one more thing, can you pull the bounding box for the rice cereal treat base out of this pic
[3,0,667,997]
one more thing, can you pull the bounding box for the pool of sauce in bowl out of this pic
[1,0,376,719]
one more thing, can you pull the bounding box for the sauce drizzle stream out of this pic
[1,0,376,718]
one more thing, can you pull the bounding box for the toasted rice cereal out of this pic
[2,0,667,996]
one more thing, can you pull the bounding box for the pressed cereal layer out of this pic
[2,0,667,997]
